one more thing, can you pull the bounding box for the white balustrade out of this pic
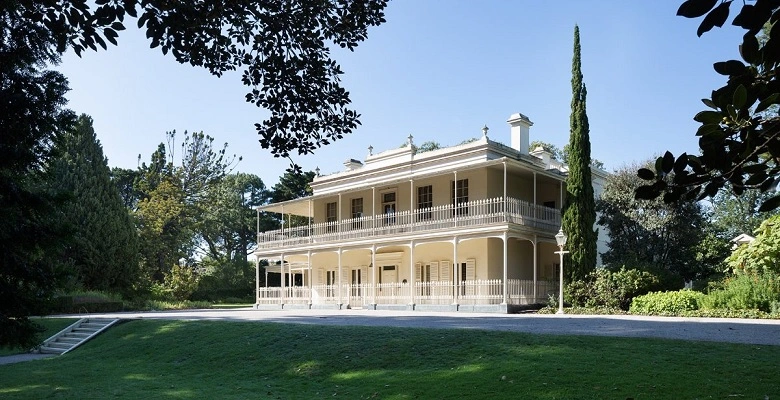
[257,197,561,249]
[257,279,556,307]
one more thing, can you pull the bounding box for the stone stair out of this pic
[39,318,119,355]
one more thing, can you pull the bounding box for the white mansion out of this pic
[253,113,608,312]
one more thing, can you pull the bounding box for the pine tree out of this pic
[48,114,140,293]
[561,25,598,282]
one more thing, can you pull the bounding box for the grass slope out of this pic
[0,320,777,399]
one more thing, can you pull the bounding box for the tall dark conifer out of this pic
[49,115,139,292]
[562,25,597,281]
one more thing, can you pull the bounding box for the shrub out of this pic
[152,264,200,301]
[630,290,703,315]
[699,273,780,312]
[47,291,125,314]
[565,267,660,310]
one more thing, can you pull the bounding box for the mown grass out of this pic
[0,317,79,356]
[0,320,777,399]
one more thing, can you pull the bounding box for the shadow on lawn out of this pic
[0,319,778,399]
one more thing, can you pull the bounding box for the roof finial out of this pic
[482,125,489,138]
[407,134,414,146]
[315,167,320,177]
[368,145,374,156]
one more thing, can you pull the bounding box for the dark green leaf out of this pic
[713,60,747,76]
[745,171,767,186]
[634,185,660,200]
[758,194,780,212]
[739,33,760,64]
[733,84,747,109]
[663,190,682,203]
[673,153,688,174]
[696,123,722,137]
[697,2,730,37]
[662,151,675,174]
[637,168,655,180]
[755,93,779,114]
[694,110,723,124]
[701,98,718,109]
[677,0,718,18]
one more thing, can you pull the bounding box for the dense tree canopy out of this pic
[0,8,73,348]
[637,0,780,211]
[47,114,139,292]
[14,0,388,166]
[598,163,709,282]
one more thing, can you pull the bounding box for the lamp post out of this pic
[554,228,569,315]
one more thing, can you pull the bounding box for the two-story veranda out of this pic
[253,113,607,313]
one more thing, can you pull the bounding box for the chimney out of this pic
[507,112,533,154]
[344,158,363,171]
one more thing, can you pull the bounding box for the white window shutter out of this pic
[361,266,368,285]
[439,260,451,282]
[430,261,439,281]
[466,259,476,280]
[318,268,324,284]
[341,269,349,285]
[415,262,422,282]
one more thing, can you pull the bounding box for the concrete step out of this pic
[39,346,65,354]
[62,332,91,339]
[73,327,100,333]
[46,342,72,350]
[81,323,109,329]
[55,337,82,344]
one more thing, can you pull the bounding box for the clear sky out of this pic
[57,1,745,187]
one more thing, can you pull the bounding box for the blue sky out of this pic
[57,1,744,187]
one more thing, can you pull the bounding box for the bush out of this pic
[565,267,660,310]
[47,291,125,314]
[699,273,780,312]
[630,290,703,315]
[152,264,200,301]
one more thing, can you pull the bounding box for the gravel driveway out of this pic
[59,308,780,346]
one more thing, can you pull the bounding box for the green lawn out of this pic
[0,320,777,399]
[0,317,79,356]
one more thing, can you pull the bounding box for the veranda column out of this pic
[255,255,260,306]
[371,245,377,308]
[503,162,507,221]
[410,179,414,231]
[533,237,538,302]
[452,236,459,306]
[409,240,415,307]
[372,186,376,235]
[280,253,285,307]
[453,171,458,228]
[337,248,343,309]
[307,250,313,306]
[502,232,508,305]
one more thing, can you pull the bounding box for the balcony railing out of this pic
[256,279,557,307]
[257,196,560,250]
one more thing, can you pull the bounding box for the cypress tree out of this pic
[49,114,140,293]
[561,25,597,282]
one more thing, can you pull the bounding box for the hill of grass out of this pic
[0,319,777,399]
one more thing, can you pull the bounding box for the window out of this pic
[543,201,556,208]
[382,192,396,225]
[351,198,363,228]
[451,179,469,215]
[326,202,337,232]
[326,270,337,297]
[417,185,432,220]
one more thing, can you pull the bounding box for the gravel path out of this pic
[58,308,780,346]
[3,309,778,365]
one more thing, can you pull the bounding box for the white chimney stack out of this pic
[507,112,533,154]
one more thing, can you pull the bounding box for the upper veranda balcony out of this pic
[256,196,560,250]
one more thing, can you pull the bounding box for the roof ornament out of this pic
[407,134,414,146]
[482,125,489,139]
[368,145,373,156]
[315,167,320,177]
